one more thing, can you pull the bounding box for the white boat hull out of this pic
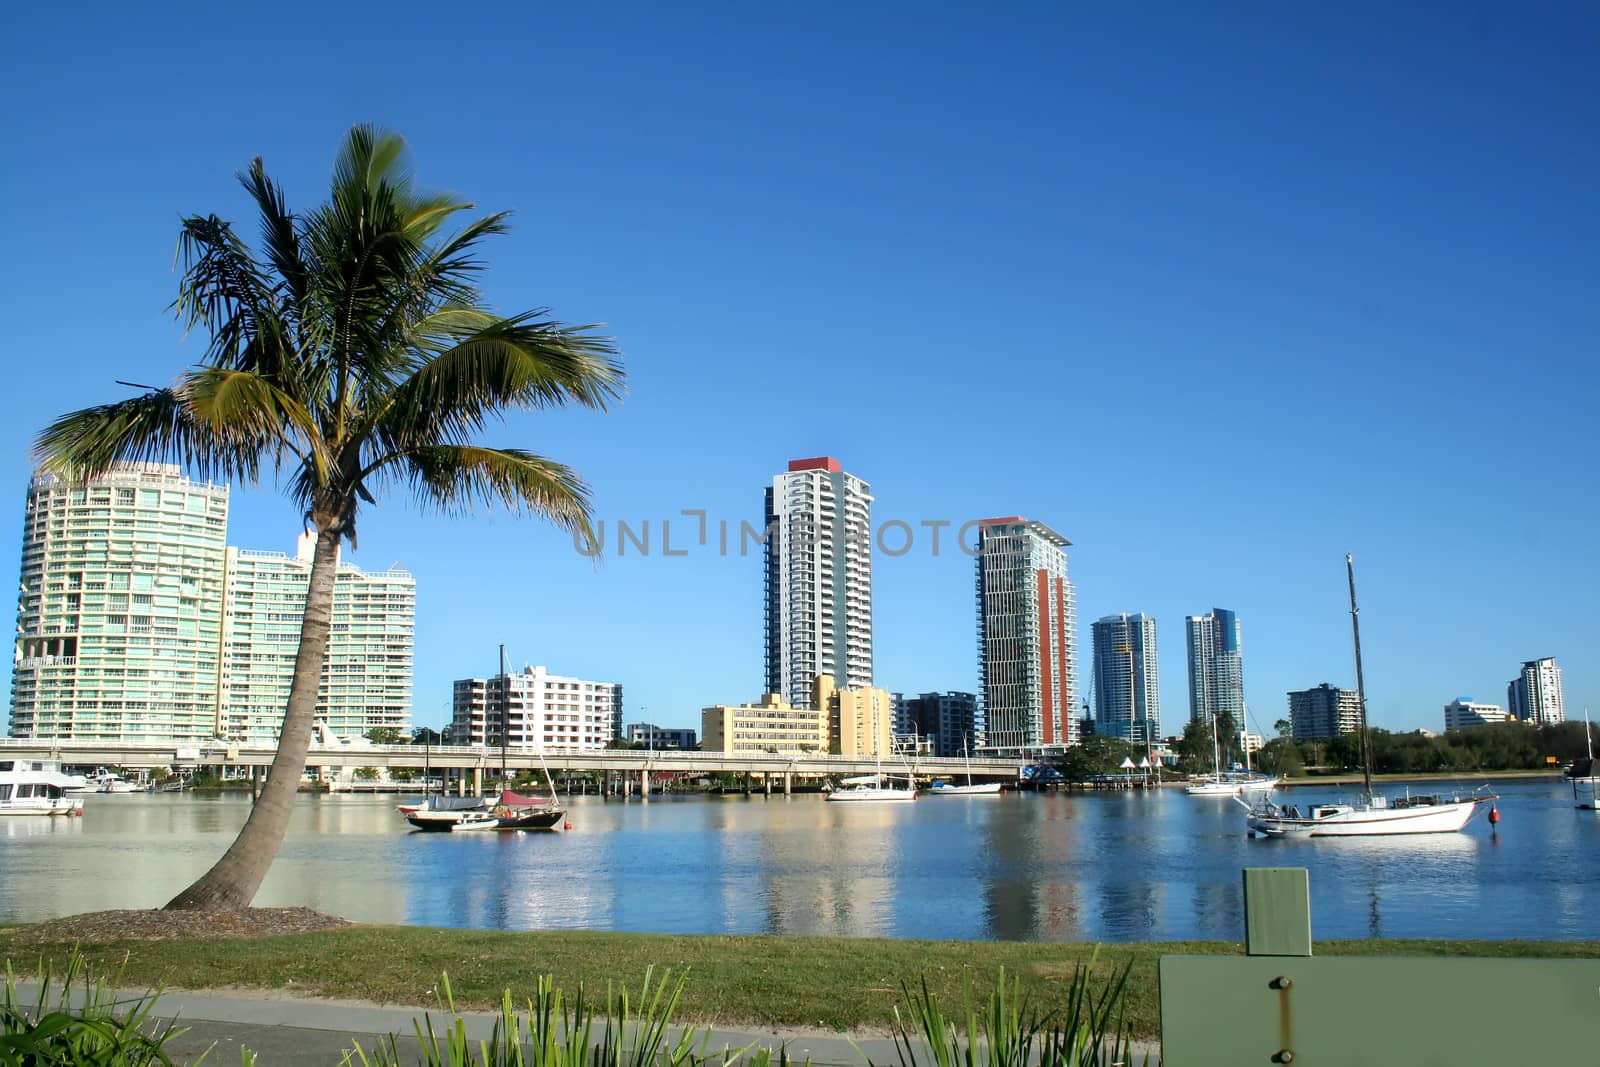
[826,788,917,803]
[1187,776,1278,797]
[928,783,1003,795]
[1247,796,1491,837]
[0,798,83,817]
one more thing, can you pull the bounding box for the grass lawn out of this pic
[2,926,1593,1040]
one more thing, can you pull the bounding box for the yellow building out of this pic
[814,674,894,757]
[701,693,828,754]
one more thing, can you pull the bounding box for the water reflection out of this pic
[0,783,1592,943]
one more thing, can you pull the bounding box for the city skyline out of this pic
[3,5,1594,738]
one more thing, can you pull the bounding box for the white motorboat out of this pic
[88,770,140,794]
[0,759,86,816]
[1242,555,1496,839]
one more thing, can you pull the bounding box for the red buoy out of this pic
[1488,803,1501,825]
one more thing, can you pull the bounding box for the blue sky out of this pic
[3,2,1596,735]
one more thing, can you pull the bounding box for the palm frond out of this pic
[180,368,328,476]
[34,387,262,484]
[397,445,595,537]
[240,158,311,324]
[373,312,623,450]
[174,214,299,382]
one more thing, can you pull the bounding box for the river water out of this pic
[1,780,1593,942]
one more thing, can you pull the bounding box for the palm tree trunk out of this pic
[165,523,341,911]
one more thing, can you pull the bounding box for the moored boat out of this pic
[1243,789,1494,837]
[0,759,86,817]
[826,776,917,802]
[1187,773,1278,797]
[1241,555,1496,839]
[926,739,1004,795]
[927,780,1003,795]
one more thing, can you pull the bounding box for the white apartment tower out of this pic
[218,534,415,743]
[451,664,621,751]
[1508,658,1564,725]
[976,517,1078,752]
[764,458,874,707]
[11,465,230,743]
[10,466,417,744]
[1186,608,1244,727]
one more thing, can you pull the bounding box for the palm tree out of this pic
[34,126,623,911]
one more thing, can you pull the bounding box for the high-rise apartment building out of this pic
[1507,658,1564,725]
[976,518,1077,752]
[900,691,980,757]
[218,534,415,743]
[1186,608,1244,727]
[451,664,621,750]
[10,465,417,745]
[1443,698,1511,732]
[1288,683,1361,741]
[1091,613,1160,743]
[764,458,874,707]
[11,465,230,743]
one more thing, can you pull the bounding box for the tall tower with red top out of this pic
[975,518,1077,752]
[764,458,874,708]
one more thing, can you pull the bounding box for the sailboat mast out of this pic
[498,643,509,789]
[1346,554,1374,797]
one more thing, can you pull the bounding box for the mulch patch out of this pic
[6,907,353,944]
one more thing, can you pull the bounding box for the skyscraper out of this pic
[1186,608,1244,727]
[218,534,415,743]
[764,458,873,707]
[1507,658,1564,724]
[10,465,230,743]
[975,517,1077,752]
[1092,613,1160,743]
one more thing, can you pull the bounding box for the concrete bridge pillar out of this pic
[764,774,772,796]
[783,772,791,796]
[742,772,752,795]
[472,766,482,796]
[640,768,650,798]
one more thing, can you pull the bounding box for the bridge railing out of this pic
[0,736,1019,768]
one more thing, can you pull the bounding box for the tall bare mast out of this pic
[1346,554,1374,797]
[498,643,509,789]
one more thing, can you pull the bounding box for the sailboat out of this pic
[1186,709,1277,797]
[1242,555,1495,838]
[826,701,916,802]
[1571,709,1599,813]
[927,738,1003,795]
[407,644,567,831]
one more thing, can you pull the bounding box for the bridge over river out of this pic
[0,738,1025,795]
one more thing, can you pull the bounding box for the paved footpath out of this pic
[15,982,900,1066]
[15,982,1158,1065]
